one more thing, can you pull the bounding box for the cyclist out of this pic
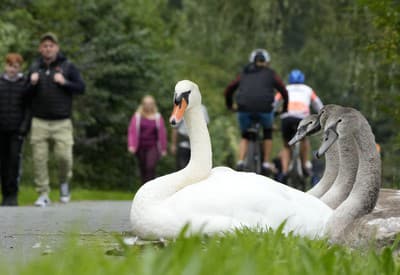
[275,69,323,183]
[224,49,288,175]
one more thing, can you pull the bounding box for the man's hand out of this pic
[54,72,66,85]
[31,72,39,85]
[228,105,238,112]
[128,146,136,154]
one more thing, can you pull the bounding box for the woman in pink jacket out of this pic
[128,95,167,184]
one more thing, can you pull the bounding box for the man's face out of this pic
[39,40,59,61]
[4,63,21,78]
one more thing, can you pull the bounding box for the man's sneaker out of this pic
[34,193,51,207]
[236,161,245,171]
[302,161,313,177]
[261,162,276,177]
[276,173,288,184]
[60,183,71,203]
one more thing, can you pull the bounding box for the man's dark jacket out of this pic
[29,54,85,120]
[224,64,288,113]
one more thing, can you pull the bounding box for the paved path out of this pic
[1,189,399,263]
[0,201,132,262]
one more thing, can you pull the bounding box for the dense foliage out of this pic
[4,229,400,275]
[0,0,399,190]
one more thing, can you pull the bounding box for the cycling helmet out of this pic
[249,49,271,63]
[288,69,305,84]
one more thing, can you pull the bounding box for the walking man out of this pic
[29,33,85,206]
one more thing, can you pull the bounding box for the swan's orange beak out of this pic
[170,98,188,126]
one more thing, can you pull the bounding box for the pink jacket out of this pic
[127,112,168,154]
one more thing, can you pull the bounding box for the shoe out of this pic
[276,173,288,184]
[261,162,276,177]
[60,183,71,203]
[302,161,313,177]
[34,193,51,207]
[236,161,245,171]
[1,195,18,206]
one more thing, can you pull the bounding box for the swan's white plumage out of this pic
[130,80,332,240]
[132,167,332,239]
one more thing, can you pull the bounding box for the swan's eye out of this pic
[174,90,191,107]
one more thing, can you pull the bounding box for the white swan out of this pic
[288,112,339,198]
[315,108,381,240]
[130,80,332,240]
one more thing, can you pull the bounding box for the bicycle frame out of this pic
[287,142,306,191]
[244,121,263,174]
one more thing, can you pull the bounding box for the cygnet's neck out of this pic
[326,117,381,240]
[346,120,381,214]
[307,143,339,198]
[320,134,358,209]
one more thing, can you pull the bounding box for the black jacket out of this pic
[29,54,85,120]
[224,64,289,113]
[0,74,32,135]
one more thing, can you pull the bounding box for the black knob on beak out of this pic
[170,118,177,126]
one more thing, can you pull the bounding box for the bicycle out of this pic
[286,141,307,191]
[243,120,263,174]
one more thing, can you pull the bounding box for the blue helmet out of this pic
[288,69,305,84]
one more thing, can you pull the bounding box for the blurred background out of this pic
[1,0,399,191]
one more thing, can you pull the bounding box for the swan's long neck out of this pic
[181,105,212,180]
[345,121,381,215]
[320,135,359,209]
[133,105,212,202]
[307,143,339,198]
[326,117,381,239]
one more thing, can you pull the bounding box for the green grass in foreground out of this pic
[18,185,133,205]
[3,228,400,275]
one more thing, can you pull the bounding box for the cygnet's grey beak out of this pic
[288,117,322,146]
[288,127,307,146]
[316,127,339,158]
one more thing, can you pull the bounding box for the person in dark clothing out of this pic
[29,32,85,207]
[0,53,31,206]
[224,49,289,175]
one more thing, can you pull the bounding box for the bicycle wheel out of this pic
[294,158,306,191]
[245,140,257,173]
[245,140,263,174]
[287,144,306,191]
